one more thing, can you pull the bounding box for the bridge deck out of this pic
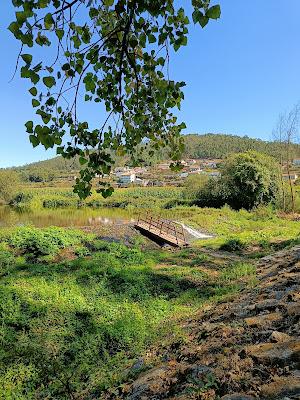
[134,214,187,247]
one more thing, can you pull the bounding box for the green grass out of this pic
[14,186,183,210]
[0,228,256,399]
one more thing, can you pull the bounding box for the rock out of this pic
[260,375,300,398]
[244,312,282,328]
[254,299,281,311]
[270,331,292,343]
[246,340,300,364]
[185,364,212,380]
[286,302,300,317]
[131,357,145,371]
[126,365,178,400]
[220,394,255,400]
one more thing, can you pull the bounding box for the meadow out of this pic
[0,184,299,397]
[0,226,256,399]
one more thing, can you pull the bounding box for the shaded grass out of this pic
[0,228,256,399]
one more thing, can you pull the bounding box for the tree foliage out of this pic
[194,151,282,210]
[0,170,20,204]
[9,0,221,198]
[183,134,300,161]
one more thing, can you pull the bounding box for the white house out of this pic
[283,173,298,182]
[293,159,300,166]
[118,172,136,184]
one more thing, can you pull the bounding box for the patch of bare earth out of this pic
[106,247,300,400]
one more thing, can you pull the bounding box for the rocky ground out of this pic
[107,246,300,399]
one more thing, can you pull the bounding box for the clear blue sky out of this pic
[1,0,300,168]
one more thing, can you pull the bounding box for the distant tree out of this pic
[273,103,300,212]
[194,151,281,210]
[0,170,20,204]
[9,0,221,198]
[183,174,209,201]
[221,151,281,210]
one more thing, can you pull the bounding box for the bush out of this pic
[0,243,16,271]
[7,227,86,259]
[219,238,246,252]
[194,151,282,210]
[0,170,20,204]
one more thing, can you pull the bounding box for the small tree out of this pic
[273,103,300,212]
[183,174,209,201]
[0,170,20,204]
[221,151,281,210]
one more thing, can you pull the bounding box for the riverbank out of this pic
[1,193,300,257]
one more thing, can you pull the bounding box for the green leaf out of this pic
[25,121,33,133]
[199,16,209,28]
[21,54,32,65]
[55,29,64,40]
[8,21,20,37]
[206,5,221,19]
[29,135,40,147]
[32,99,40,107]
[79,157,88,165]
[103,0,114,6]
[148,34,156,44]
[29,87,37,96]
[44,13,54,29]
[43,76,56,88]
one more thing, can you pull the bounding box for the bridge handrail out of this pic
[137,213,186,245]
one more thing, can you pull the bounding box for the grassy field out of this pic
[0,226,256,399]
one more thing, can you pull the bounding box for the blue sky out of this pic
[1,0,300,167]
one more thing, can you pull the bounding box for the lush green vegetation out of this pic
[183,133,300,160]
[10,134,300,181]
[0,226,256,399]
[0,170,20,205]
[174,205,300,255]
[13,186,183,210]
[193,151,282,210]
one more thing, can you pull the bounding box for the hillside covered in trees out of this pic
[183,133,300,159]
[10,133,300,177]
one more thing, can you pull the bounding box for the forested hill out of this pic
[183,133,300,159]
[12,133,300,173]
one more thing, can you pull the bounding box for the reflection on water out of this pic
[0,206,137,228]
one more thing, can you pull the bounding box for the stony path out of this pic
[109,246,300,400]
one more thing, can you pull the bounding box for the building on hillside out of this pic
[283,173,298,182]
[208,171,221,178]
[293,159,300,166]
[179,172,189,178]
[157,163,171,170]
[185,159,197,166]
[118,172,136,185]
[189,167,203,174]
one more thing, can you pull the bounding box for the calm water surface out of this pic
[0,206,137,228]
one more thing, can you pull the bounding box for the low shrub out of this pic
[7,227,87,259]
[219,238,246,252]
[0,243,15,271]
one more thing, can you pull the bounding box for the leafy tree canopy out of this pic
[9,0,221,198]
[0,170,20,204]
[221,151,281,210]
[194,151,282,210]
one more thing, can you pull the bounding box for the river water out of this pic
[0,206,212,242]
[0,206,136,228]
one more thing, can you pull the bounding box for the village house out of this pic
[293,159,300,166]
[118,172,136,185]
[283,173,298,182]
